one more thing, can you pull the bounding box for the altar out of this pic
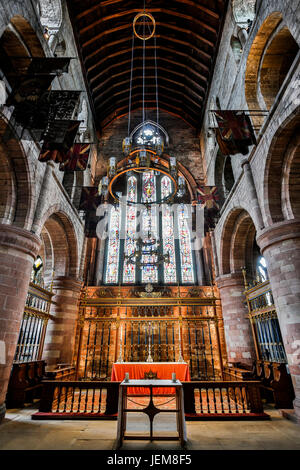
[111,362,190,395]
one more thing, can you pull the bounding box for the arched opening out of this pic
[245,12,283,129]
[260,26,299,110]
[284,134,300,219]
[0,16,44,90]
[264,113,300,225]
[220,208,258,276]
[0,116,32,228]
[213,153,234,206]
[39,210,79,281]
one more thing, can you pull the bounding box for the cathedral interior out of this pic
[0,0,300,452]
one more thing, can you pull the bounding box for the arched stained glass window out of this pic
[123,176,137,283]
[104,171,196,285]
[178,204,194,284]
[161,176,177,283]
[142,171,158,283]
[105,205,121,284]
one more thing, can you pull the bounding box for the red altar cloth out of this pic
[111,362,190,395]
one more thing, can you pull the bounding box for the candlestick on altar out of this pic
[178,322,185,363]
[117,324,124,363]
[146,321,153,362]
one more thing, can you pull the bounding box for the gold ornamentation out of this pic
[133,12,156,41]
[144,370,158,380]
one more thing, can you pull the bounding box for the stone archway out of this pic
[39,209,82,368]
[217,208,258,365]
[0,116,33,229]
[245,12,283,129]
[263,111,300,225]
[39,208,79,279]
[259,26,298,110]
[219,208,257,276]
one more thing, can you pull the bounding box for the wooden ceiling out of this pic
[67,0,228,132]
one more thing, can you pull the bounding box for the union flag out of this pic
[197,186,219,210]
[59,143,90,171]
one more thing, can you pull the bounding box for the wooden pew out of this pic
[6,360,46,408]
[255,360,295,408]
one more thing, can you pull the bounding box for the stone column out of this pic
[216,273,256,366]
[241,161,264,231]
[257,219,300,422]
[43,277,82,368]
[0,224,41,422]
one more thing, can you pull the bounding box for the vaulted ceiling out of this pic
[67,0,228,132]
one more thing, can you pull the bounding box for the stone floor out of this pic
[0,404,300,450]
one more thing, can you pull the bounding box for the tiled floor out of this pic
[0,404,299,450]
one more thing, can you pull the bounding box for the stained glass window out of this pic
[178,204,194,283]
[142,171,158,283]
[104,170,196,285]
[105,204,121,284]
[161,176,177,283]
[123,176,137,283]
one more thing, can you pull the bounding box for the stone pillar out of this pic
[241,161,264,231]
[43,277,82,368]
[0,224,41,422]
[216,273,256,366]
[257,219,300,422]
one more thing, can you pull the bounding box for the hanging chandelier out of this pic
[124,237,170,268]
[98,7,186,205]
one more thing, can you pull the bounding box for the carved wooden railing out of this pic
[32,379,268,420]
[183,381,268,419]
[33,381,120,419]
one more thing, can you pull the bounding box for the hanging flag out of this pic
[44,90,81,121]
[214,111,257,156]
[27,57,71,75]
[79,187,101,211]
[59,143,90,171]
[6,76,54,107]
[197,186,219,210]
[41,120,81,152]
[7,75,55,128]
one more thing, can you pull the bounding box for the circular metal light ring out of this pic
[133,12,156,41]
[108,166,178,205]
